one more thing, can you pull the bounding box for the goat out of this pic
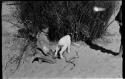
[55,35,71,59]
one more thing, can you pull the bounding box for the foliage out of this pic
[18,1,117,42]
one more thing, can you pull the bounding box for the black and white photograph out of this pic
[2,1,123,79]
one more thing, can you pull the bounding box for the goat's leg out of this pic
[54,46,59,57]
[59,46,67,59]
[68,45,70,53]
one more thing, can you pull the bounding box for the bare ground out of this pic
[3,43,122,79]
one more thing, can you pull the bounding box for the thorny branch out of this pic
[64,51,79,70]
[2,15,24,29]
[4,39,29,76]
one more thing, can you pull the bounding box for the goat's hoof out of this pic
[60,56,64,59]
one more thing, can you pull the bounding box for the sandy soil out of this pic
[3,43,122,79]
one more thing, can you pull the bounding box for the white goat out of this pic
[55,35,71,59]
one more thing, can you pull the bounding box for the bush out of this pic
[18,1,119,42]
